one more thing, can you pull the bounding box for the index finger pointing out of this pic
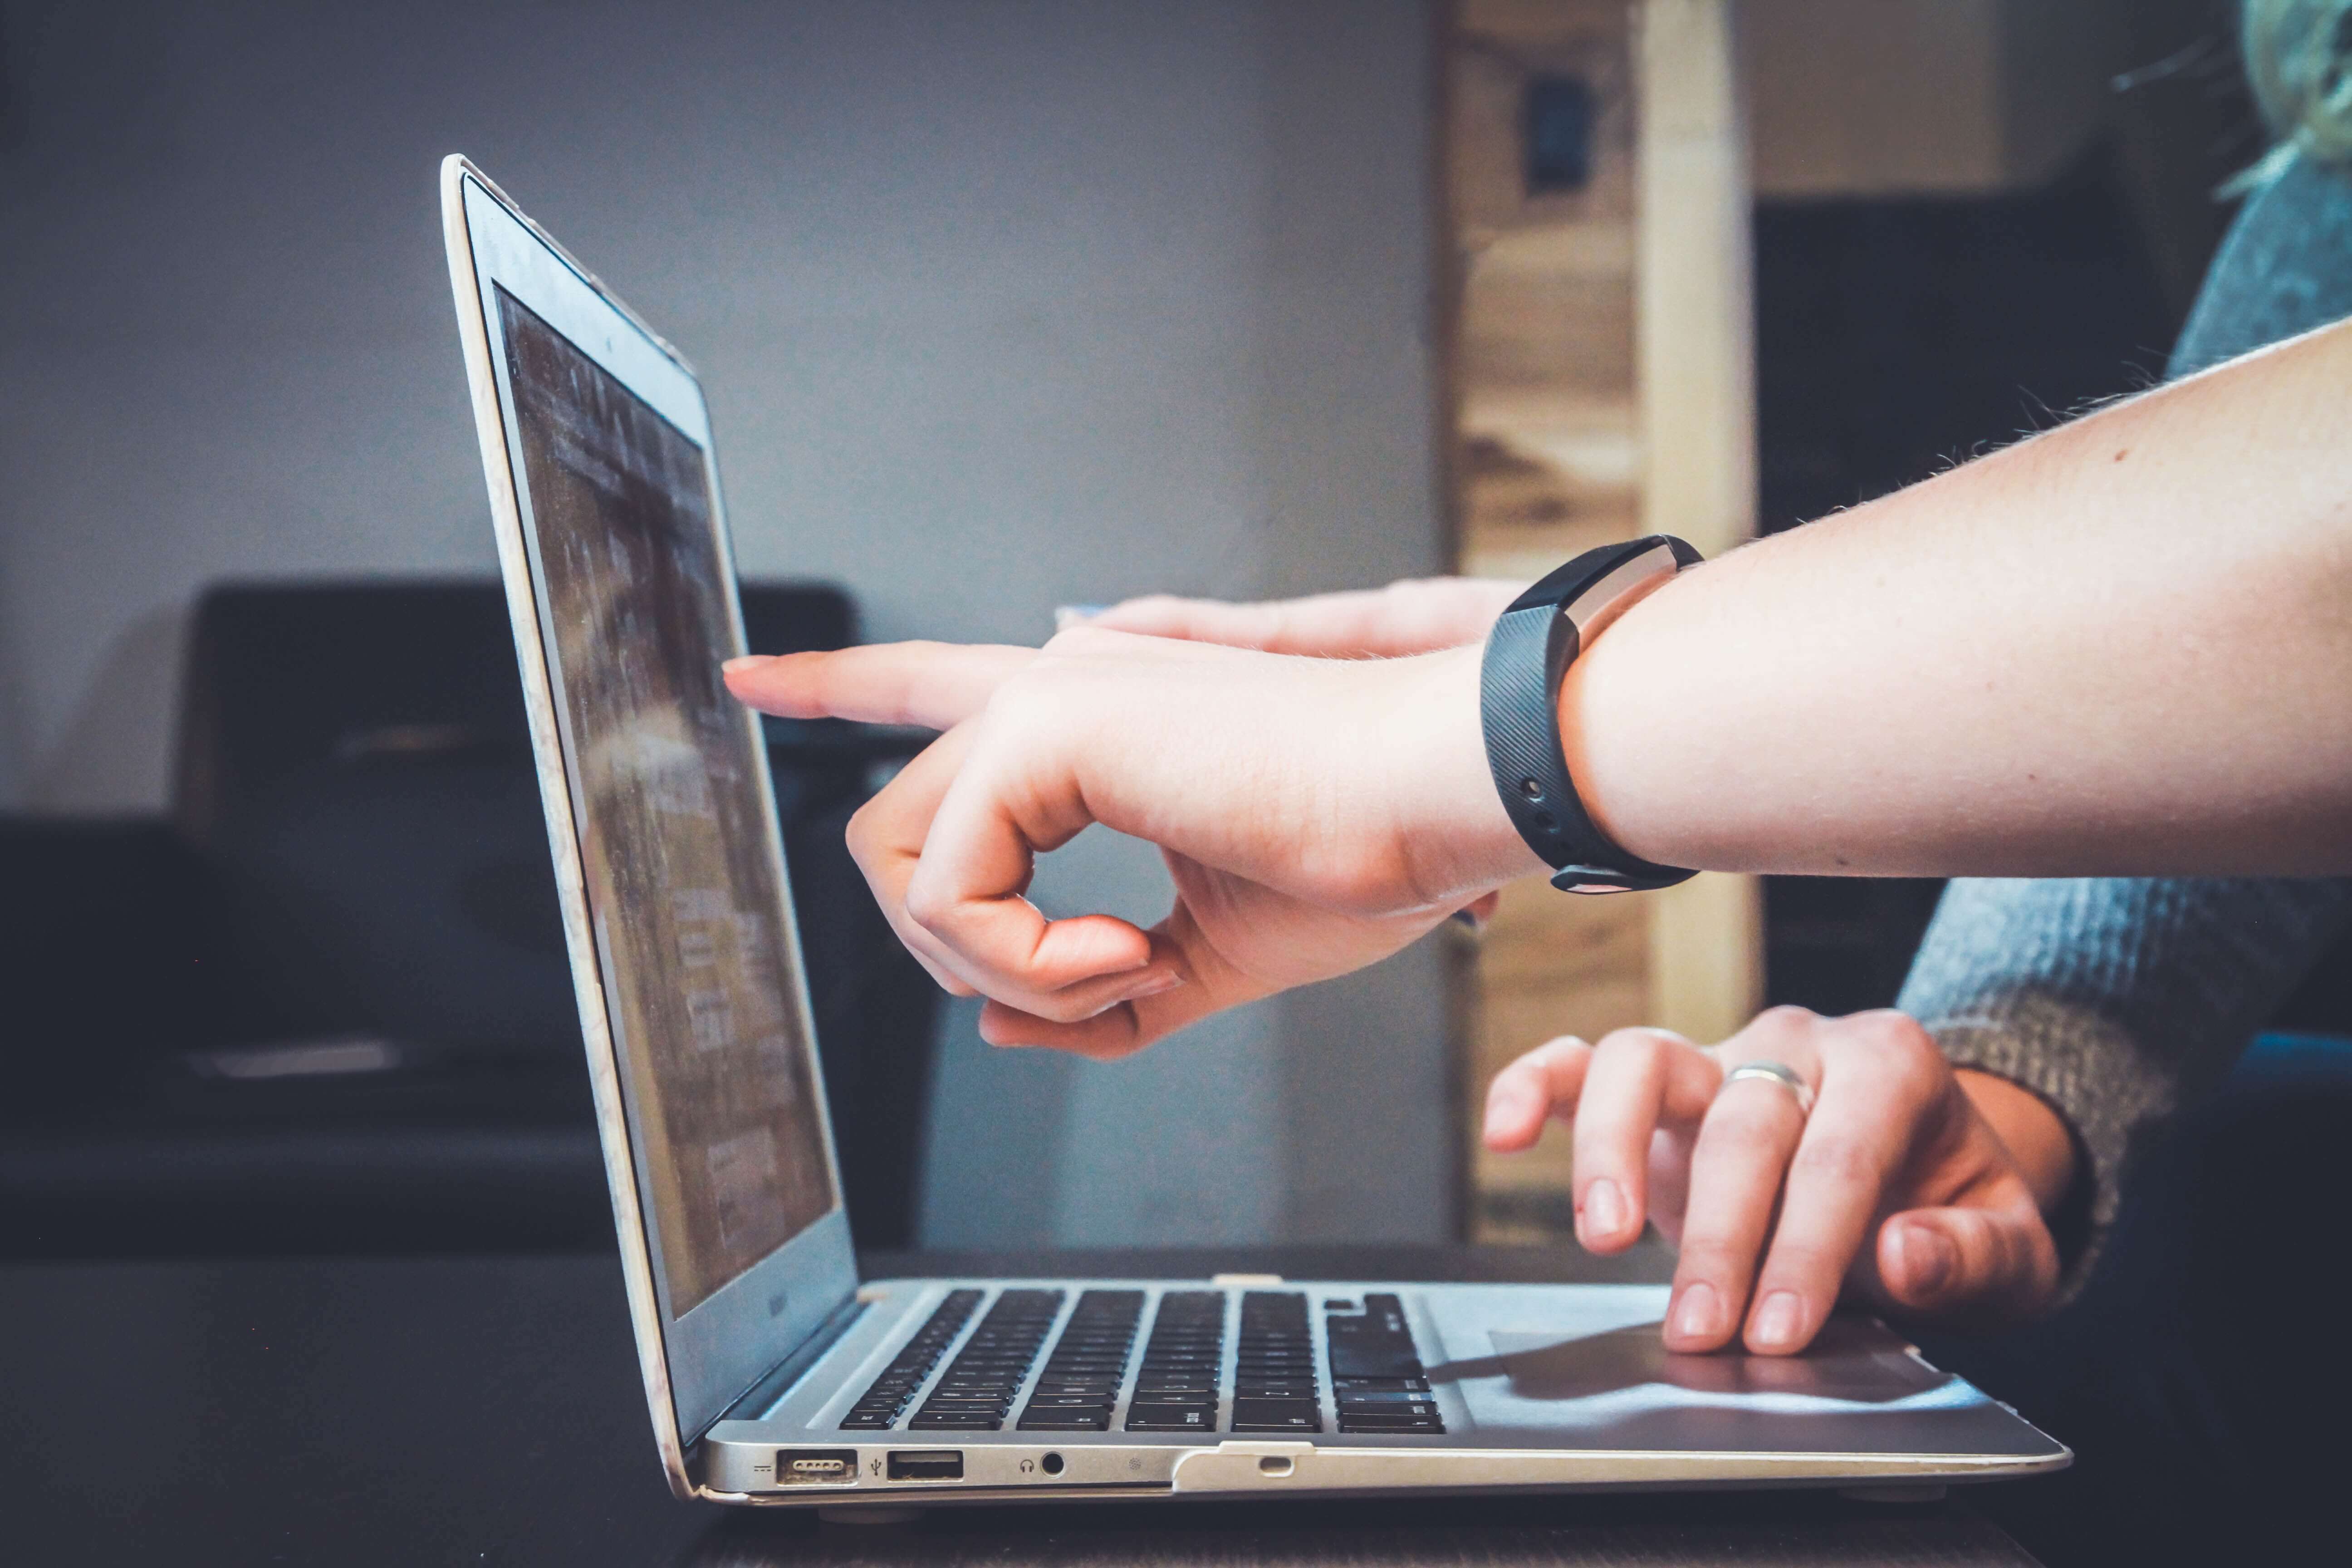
[723,642,1038,729]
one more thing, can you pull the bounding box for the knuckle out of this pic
[901,878,952,933]
[1041,622,1121,658]
[1855,1010,1944,1073]
[1595,1026,1676,1064]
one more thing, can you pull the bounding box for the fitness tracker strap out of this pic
[1480,535,1702,894]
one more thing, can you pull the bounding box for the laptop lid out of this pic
[440,157,857,1494]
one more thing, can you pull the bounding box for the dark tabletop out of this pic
[0,1245,2038,1566]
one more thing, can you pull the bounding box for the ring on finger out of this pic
[1718,1060,1816,1118]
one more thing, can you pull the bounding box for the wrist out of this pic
[1379,644,1548,903]
[1956,1068,2078,1213]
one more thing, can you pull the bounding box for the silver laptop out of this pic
[440,155,2068,1508]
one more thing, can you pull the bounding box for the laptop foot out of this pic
[1839,1484,1948,1504]
[818,1505,923,1525]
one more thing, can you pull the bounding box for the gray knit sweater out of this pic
[1896,152,2352,1270]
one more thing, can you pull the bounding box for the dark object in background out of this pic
[0,578,936,1256]
[1523,74,1593,195]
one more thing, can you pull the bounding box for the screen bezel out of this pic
[442,157,856,1483]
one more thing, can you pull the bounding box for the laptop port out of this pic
[886,1450,964,1481]
[774,1449,857,1485]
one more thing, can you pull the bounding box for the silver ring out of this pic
[1720,1061,1815,1117]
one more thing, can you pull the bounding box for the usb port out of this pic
[886,1450,964,1482]
[774,1448,857,1485]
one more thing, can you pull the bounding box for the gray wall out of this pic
[0,0,1453,1246]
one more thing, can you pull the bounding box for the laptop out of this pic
[439,155,2068,1507]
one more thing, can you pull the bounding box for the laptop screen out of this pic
[497,286,838,1316]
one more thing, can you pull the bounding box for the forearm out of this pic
[1565,316,2352,877]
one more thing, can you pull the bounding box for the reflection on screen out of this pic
[499,289,835,1315]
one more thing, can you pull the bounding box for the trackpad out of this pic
[1444,1319,1974,1447]
[1490,1320,1942,1404]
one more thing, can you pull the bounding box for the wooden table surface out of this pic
[0,1245,2040,1566]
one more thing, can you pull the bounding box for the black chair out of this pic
[0,578,936,1255]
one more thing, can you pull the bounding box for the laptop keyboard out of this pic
[1123,1289,1224,1432]
[1015,1289,1145,1431]
[842,1285,1443,1437]
[906,1288,1065,1430]
[1328,1293,1443,1433]
[838,1288,983,1430]
[1230,1289,1322,1432]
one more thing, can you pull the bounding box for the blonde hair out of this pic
[2244,0,2352,170]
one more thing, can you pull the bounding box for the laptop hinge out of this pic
[701,1294,867,1436]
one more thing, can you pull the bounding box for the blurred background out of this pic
[0,0,2259,1260]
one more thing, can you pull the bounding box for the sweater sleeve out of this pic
[1896,877,2352,1279]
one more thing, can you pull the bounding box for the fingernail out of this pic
[1899,1222,1955,1296]
[1093,971,1187,1014]
[721,655,772,674]
[1053,605,1108,632]
[1669,1281,1720,1342]
[1752,1290,1804,1349]
[1579,1178,1627,1243]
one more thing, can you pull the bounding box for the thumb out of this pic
[1874,1202,2059,1323]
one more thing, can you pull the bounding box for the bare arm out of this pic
[726,318,2352,1058]
[1568,315,2352,878]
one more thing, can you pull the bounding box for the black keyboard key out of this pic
[1338,1399,1441,1420]
[1126,1401,1217,1431]
[1017,1408,1113,1431]
[1230,1396,1322,1432]
[1338,1413,1444,1433]
[909,1412,1002,1430]
[1325,1292,1430,1387]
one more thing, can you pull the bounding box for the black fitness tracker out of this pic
[1480,534,1703,895]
